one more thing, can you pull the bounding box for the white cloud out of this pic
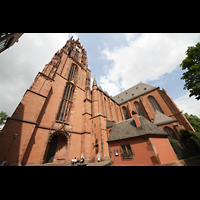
[99,75,121,96]
[0,33,78,116]
[174,92,200,118]
[100,33,200,96]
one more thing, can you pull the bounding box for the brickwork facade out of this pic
[0,36,195,166]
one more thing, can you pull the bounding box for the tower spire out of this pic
[93,77,97,86]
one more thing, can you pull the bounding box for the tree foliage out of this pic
[184,112,200,133]
[0,111,8,126]
[180,42,200,100]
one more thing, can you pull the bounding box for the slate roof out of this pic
[153,110,177,125]
[112,82,156,104]
[107,116,168,142]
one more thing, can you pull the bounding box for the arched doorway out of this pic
[46,135,58,163]
[44,132,69,164]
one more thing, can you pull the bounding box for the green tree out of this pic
[0,111,8,126]
[184,112,200,132]
[180,42,200,100]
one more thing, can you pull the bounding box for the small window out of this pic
[120,144,134,159]
[114,148,119,156]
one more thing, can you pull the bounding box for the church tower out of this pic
[0,36,93,166]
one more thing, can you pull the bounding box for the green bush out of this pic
[179,129,200,140]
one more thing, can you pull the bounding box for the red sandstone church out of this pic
[0,36,195,166]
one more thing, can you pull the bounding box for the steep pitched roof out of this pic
[112,82,156,104]
[107,116,167,142]
[153,110,177,125]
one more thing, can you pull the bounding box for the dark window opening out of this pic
[74,49,79,60]
[164,127,177,139]
[68,64,78,81]
[122,106,130,120]
[134,101,145,117]
[148,96,163,113]
[120,144,134,159]
[56,84,75,122]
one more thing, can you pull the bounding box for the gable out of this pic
[153,110,177,125]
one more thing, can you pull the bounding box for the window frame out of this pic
[148,95,164,113]
[120,144,134,159]
[56,83,75,123]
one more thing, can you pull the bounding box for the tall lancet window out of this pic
[56,83,75,122]
[134,101,145,117]
[122,106,130,120]
[68,64,78,81]
[74,49,79,60]
[148,96,163,113]
[104,97,107,117]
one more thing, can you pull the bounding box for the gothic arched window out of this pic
[111,102,115,121]
[134,101,145,117]
[56,83,75,122]
[163,126,177,139]
[148,96,163,113]
[122,106,130,120]
[68,64,78,81]
[74,49,79,60]
[104,97,107,117]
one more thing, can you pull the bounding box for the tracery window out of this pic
[134,101,145,117]
[122,106,130,120]
[56,83,75,122]
[148,96,163,113]
[68,64,78,81]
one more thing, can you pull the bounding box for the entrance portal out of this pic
[46,135,58,163]
[44,132,69,164]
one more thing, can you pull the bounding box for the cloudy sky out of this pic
[0,33,200,120]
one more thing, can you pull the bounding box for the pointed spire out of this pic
[69,36,73,41]
[76,38,79,43]
[93,77,97,86]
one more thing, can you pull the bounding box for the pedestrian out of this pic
[81,153,85,163]
[71,157,77,166]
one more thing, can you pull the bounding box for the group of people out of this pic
[71,153,101,166]
[71,153,85,166]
